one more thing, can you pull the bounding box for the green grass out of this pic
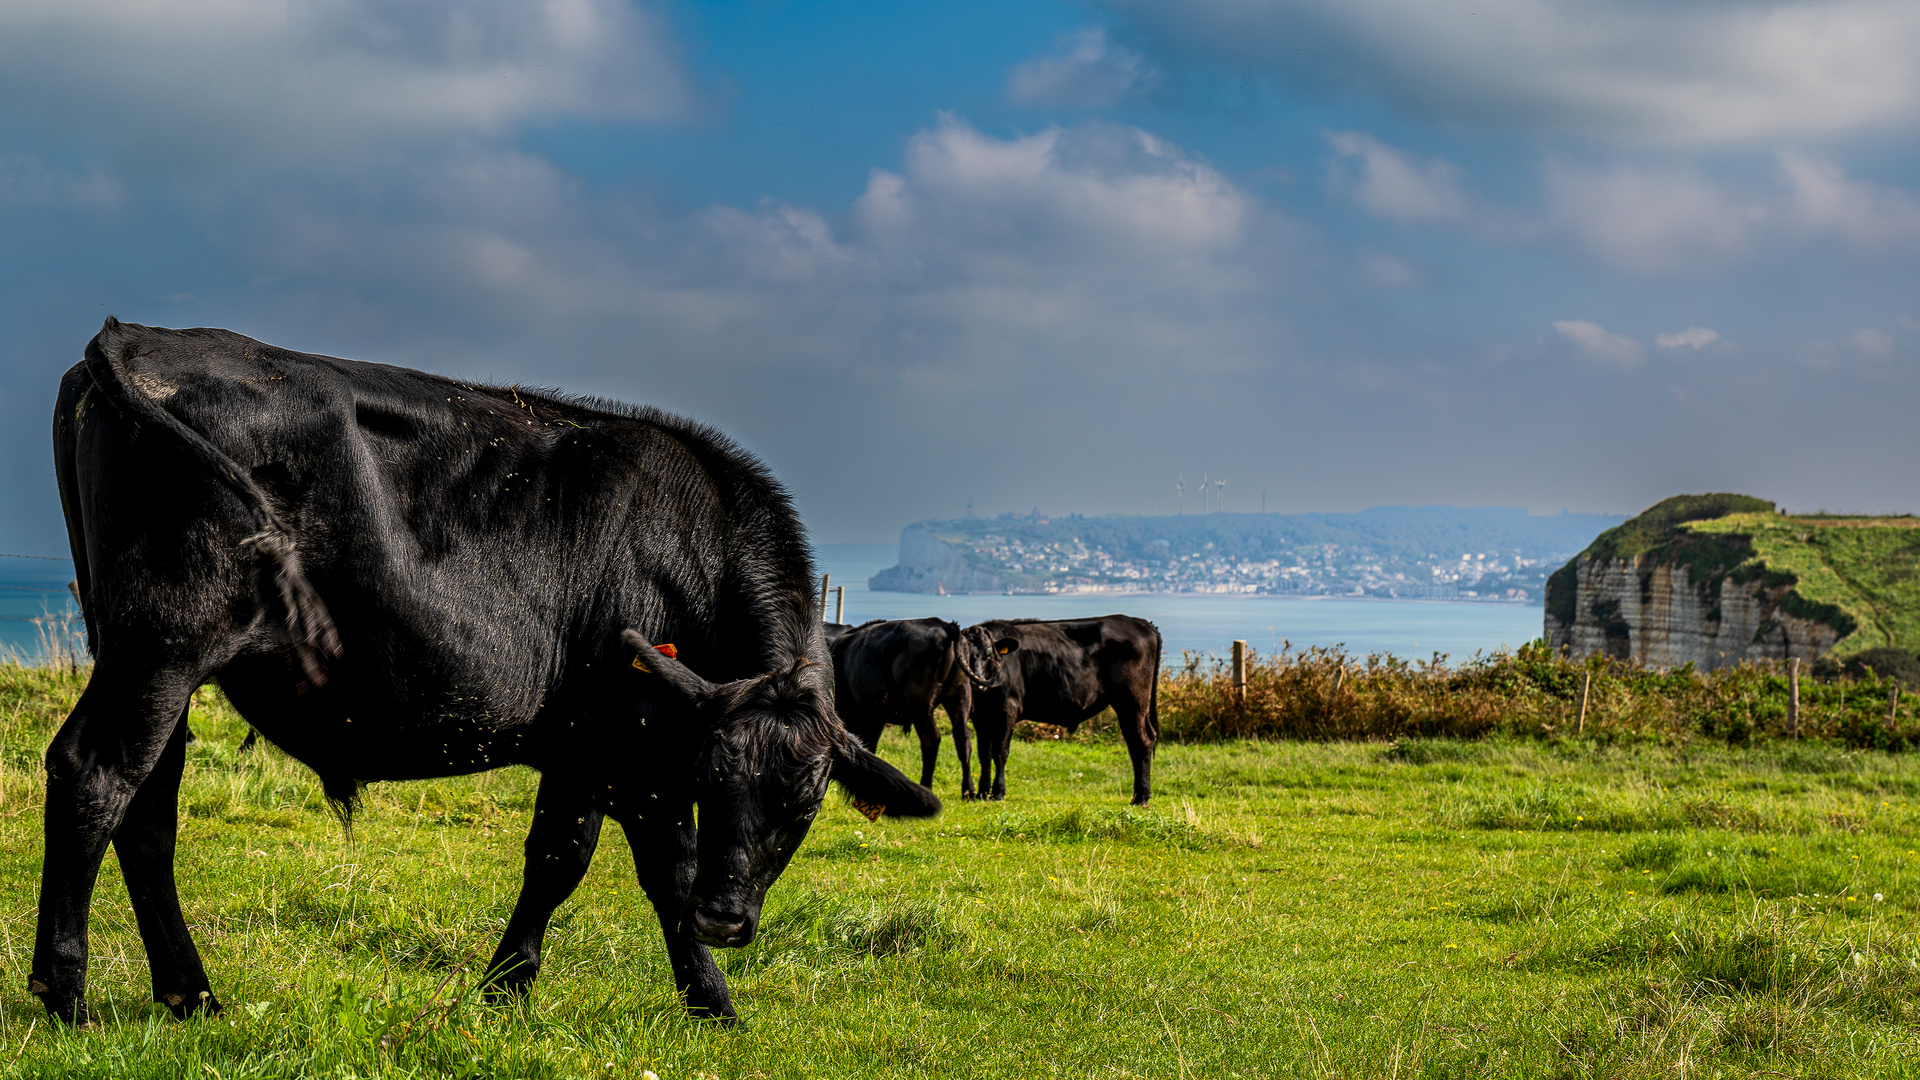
[9,664,1920,1076]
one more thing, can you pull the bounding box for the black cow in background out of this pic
[830,619,1021,798]
[966,616,1161,805]
[36,319,937,1028]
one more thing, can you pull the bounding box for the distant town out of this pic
[869,506,1625,602]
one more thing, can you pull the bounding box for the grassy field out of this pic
[7,664,1920,1077]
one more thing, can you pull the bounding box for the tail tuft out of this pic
[242,531,342,687]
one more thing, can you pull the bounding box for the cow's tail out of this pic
[1148,628,1161,743]
[85,317,342,686]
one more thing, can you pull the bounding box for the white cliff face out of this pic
[1545,556,1842,669]
[868,525,1009,594]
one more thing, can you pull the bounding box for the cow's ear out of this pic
[622,629,715,707]
[993,637,1019,656]
[830,737,942,818]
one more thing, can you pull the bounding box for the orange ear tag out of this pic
[631,643,678,672]
[850,797,886,822]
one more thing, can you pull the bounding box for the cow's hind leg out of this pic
[974,703,1015,801]
[622,814,736,1024]
[482,776,604,999]
[943,696,976,800]
[31,666,199,1025]
[910,704,941,789]
[114,707,219,1017]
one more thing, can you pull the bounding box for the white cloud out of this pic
[1554,320,1644,366]
[0,0,697,165]
[853,116,1250,263]
[222,117,1277,398]
[701,201,854,284]
[1850,327,1897,359]
[1106,0,1920,145]
[0,156,122,209]
[1656,326,1721,350]
[1326,132,1469,222]
[1538,153,1920,272]
[1007,27,1161,108]
[1778,150,1920,249]
[1544,162,1764,271]
[1359,252,1420,287]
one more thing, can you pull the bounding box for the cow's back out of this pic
[59,322,818,784]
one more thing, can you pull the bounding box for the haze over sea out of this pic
[0,546,1547,666]
[818,544,1542,662]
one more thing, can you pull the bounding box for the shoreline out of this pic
[866,589,1543,608]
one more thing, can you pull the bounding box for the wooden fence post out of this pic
[818,573,831,620]
[1788,657,1801,739]
[1330,664,1344,699]
[1576,670,1591,736]
[834,585,846,625]
[1231,640,1247,704]
[1891,683,1901,725]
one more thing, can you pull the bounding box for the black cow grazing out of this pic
[965,617,1161,804]
[829,619,1018,796]
[36,319,938,1028]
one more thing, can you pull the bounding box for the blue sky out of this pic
[3,0,1918,549]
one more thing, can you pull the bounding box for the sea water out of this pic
[816,545,1542,663]
[0,546,1549,666]
[0,555,80,664]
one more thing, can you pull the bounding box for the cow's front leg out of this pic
[622,812,735,1023]
[114,708,218,1018]
[482,776,604,999]
[973,710,1003,801]
[991,722,1015,801]
[1114,699,1156,806]
[32,666,197,1025]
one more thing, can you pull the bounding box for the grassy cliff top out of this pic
[1546,494,1770,629]
[1548,493,1920,658]
[1581,494,1777,563]
[1687,511,1920,657]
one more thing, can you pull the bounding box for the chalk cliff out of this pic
[867,525,1010,594]
[1543,494,1897,670]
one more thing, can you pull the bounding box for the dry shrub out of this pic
[1157,640,1920,748]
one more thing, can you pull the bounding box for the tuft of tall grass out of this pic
[1158,639,1920,749]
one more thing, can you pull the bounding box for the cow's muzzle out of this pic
[691,906,755,948]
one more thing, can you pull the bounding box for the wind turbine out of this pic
[1175,475,1186,515]
[1214,477,1226,513]
[1200,471,1210,514]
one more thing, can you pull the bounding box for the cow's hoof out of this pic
[158,989,221,1020]
[29,979,90,1027]
[960,790,979,801]
[687,1003,741,1027]
[988,792,1006,802]
[481,980,531,1003]
[480,962,538,1002]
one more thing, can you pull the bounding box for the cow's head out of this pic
[957,624,1020,692]
[621,629,939,948]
